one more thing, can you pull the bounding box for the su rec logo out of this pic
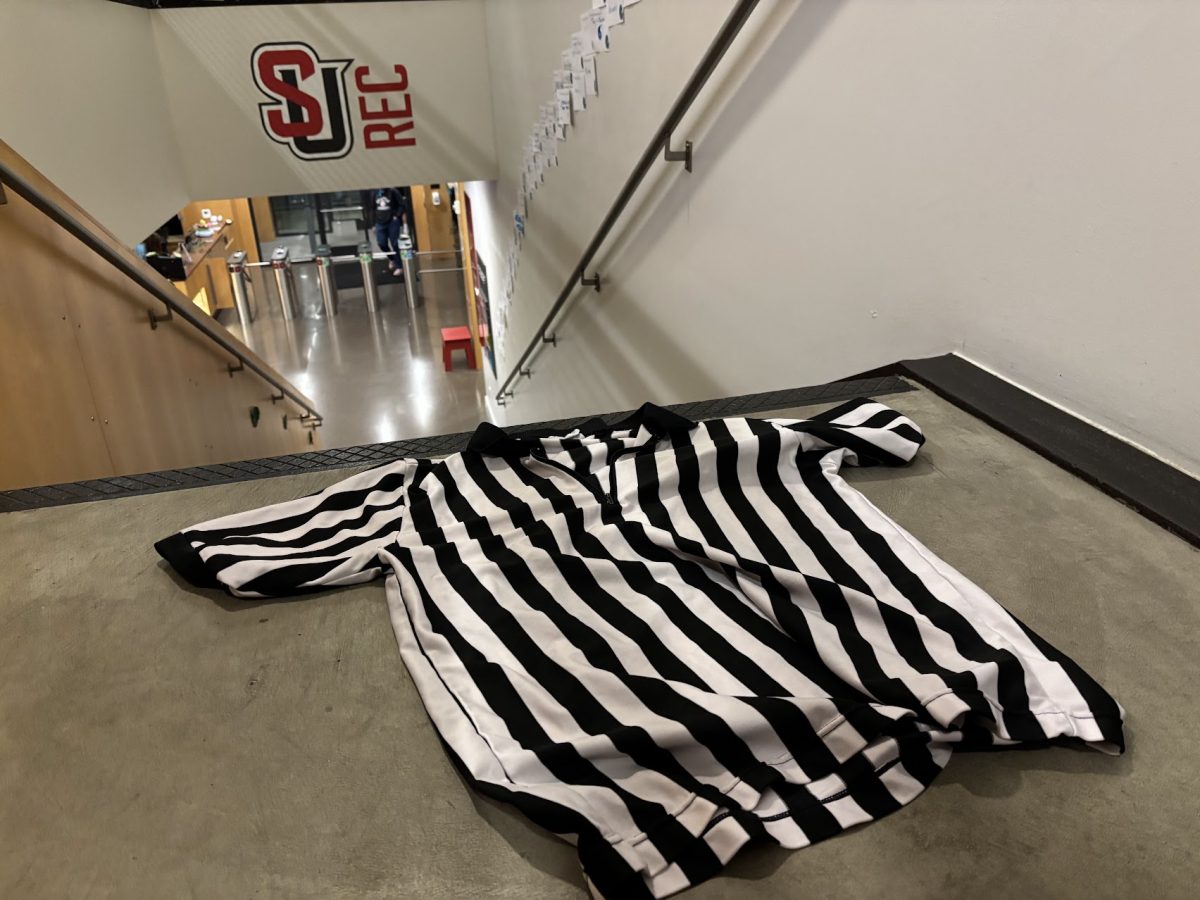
[252,42,415,161]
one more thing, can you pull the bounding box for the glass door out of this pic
[314,191,371,251]
[264,191,373,256]
[267,194,319,253]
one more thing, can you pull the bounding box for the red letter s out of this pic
[257,50,325,138]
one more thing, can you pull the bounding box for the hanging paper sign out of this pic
[555,88,573,128]
[580,10,610,52]
[582,55,599,96]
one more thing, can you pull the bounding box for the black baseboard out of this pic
[0,375,911,513]
[895,354,1200,548]
[6,354,1195,544]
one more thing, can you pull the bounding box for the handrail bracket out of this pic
[664,137,693,173]
[147,306,173,330]
[581,273,602,292]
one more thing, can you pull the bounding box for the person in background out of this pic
[143,232,168,258]
[373,186,413,277]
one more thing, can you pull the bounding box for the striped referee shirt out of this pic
[157,399,1125,898]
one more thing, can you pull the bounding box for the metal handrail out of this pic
[0,161,321,424]
[494,0,761,403]
[244,248,462,268]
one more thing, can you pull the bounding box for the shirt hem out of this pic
[596,725,946,899]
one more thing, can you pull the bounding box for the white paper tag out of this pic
[580,10,609,52]
[582,55,599,96]
[555,88,573,127]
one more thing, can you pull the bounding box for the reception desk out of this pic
[171,223,235,316]
[146,198,261,318]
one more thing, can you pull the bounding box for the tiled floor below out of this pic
[228,259,486,450]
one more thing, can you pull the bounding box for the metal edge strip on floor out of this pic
[0,375,912,513]
[898,354,1200,548]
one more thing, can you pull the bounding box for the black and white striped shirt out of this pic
[157,399,1125,898]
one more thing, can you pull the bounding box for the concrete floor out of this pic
[1,386,1198,898]
[226,258,486,450]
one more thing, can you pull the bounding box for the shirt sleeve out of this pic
[154,459,409,598]
[768,397,925,466]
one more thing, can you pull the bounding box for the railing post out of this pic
[399,235,420,311]
[358,242,380,313]
[226,251,254,333]
[270,247,295,321]
[314,245,338,319]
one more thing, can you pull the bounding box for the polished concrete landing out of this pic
[1,386,1197,899]
[228,260,486,450]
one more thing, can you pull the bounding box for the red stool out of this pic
[441,326,476,371]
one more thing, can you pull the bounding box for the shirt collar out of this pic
[466,402,695,457]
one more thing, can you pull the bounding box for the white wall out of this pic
[0,1,497,241]
[153,0,497,201]
[0,0,189,244]
[474,0,1200,475]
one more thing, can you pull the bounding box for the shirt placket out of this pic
[532,429,659,509]
[530,444,619,508]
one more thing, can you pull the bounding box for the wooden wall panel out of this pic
[0,203,115,487]
[411,184,457,258]
[0,141,318,492]
[61,254,312,476]
[249,196,276,243]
